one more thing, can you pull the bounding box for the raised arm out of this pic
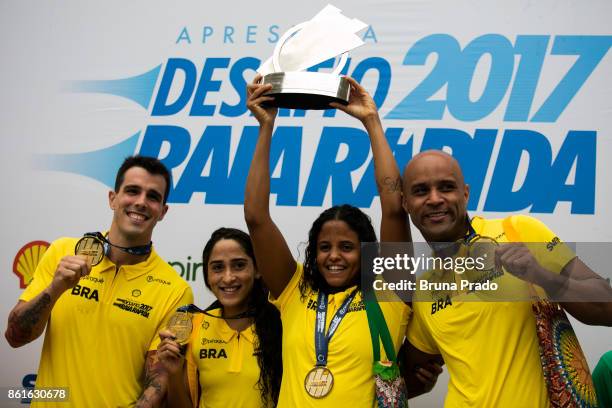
[244,75,297,298]
[331,77,411,243]
[5,255,90,347]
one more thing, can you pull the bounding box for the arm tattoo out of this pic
[145,378,163,393]
[135,353,165,408]
[7,293,52,345]
[381,176,402,193]
[136,394,150,407]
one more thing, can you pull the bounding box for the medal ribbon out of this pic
[314,288,359,367]
[84,232,152,256]
[430,216,478,254]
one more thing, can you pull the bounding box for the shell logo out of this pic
[13,241,50,289]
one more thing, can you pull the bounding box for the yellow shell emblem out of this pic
[13,241,50,288]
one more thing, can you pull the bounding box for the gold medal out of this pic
[468,237,498,271]
[166,311,193,345]
[304,366,334,398]
[75,235,105,266]
[465,236,500,284]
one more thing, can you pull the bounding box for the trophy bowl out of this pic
[262,71,350,110]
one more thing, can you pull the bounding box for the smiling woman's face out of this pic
[316,220,361,288]
[207,239,258,315]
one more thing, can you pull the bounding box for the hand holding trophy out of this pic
[258,5,368,110]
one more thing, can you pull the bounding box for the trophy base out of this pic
[262,72,349,110]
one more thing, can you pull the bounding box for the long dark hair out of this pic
[202,228,282,406]
[300,204,377,297]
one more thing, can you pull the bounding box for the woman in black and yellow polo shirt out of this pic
[157,227,282,407]
[242,76,438,407]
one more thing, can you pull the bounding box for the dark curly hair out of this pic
[300,204,377,297]
[202,228,282,406]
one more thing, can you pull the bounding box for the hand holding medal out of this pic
[46,233,104,294]
[155,307,198,377]
[165,307,195,354]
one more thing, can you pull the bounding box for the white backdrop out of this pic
[1,1,611,406]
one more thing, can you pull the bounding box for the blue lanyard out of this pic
[431,216,477,254]
[314,288,359,367]
[463,217,478,244]
[84,232,152,256]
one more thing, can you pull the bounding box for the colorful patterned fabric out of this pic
[373,362,409,408]
[500,216,598,408]
[532,299,598,408]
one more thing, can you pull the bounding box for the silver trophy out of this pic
[259,5,367,110]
